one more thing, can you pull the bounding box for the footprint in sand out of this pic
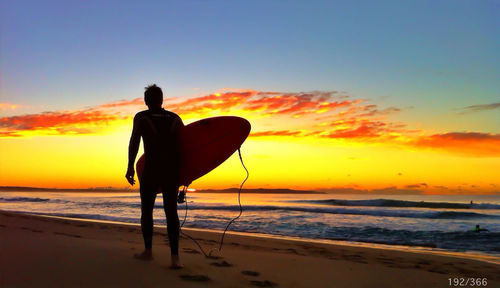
[206,255,222,260]
[428,267,450,274]
[182,248,201,254]
[241,270,260,276]
[210,260,232,267]
[342,254,368,264]
[53,232,82,238]
[20,227,44,233]
[250,280,278,287]
[179,274,211,282]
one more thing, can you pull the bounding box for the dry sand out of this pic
[1,210,499,288]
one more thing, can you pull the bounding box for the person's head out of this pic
[476,225,480,228]
[144,84,163,109]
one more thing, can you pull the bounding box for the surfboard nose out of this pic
[237,117,251,137]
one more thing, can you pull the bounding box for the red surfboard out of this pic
[136,116,251,188]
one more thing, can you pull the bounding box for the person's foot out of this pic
[170,254,184,269]
[134,249,153,261]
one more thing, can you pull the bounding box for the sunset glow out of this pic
[1,1,498,194]
[1,90,498,194]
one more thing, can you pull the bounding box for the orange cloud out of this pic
[0,131,22,137]
[0,102,21,110]
[0,90,378,138]
[2,89,499,157]
[0,110,126,136]
[323,121,389,139]
[242,91,351,116]
[162,90,356,118]
[411,132,500,156]
[167,91,255,115]
[97,97,144,108]
[250,130,302,137]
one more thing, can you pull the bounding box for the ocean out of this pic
[1,191,499,258]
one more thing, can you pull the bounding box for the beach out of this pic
[1,210,499,288]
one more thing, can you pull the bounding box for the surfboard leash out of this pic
[178,147,249,258]
[179,186,213,258]
[214,147,248,252]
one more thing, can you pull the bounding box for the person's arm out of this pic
[174,116,186,203]
[126,114,141,185]
[173,116,184,170]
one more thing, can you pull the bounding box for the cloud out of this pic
[0,102,21,110]
[2,89,499,157]
[457,102,500,114]
[3,90,364,137]
[318,186,424,194]
[404,183,428,189]
[250,130,302,137]
[319,184,499,194]
[322,121,388,139]
[97,97,144,108]
[0,110,126,136]
[162,90,355,118]
[168,91,255,115]
[242,91,351,116]
[411,132,500,156]
[0,131,22,137]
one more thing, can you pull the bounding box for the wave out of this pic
[180,204,500,220]
[0,197,50,202]
[293,199,500,210]
[2,197,499,220]
[320,227,500,253]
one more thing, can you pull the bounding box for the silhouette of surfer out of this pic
[126,84,184,268]
[473,225,489,233]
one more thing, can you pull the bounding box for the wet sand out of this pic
[1,210,499,287]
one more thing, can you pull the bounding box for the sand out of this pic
[1,210,499,288]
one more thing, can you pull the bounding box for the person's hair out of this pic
[144,84,163,107]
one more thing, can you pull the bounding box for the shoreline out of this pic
[1,209,499,287]
[3,208,499,265]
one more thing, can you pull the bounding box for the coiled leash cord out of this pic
[179,147,249,258]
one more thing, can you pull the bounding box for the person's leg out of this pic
[162,183,182,268]
[135,182,158,260]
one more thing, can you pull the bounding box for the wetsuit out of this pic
[130,108,184,254]
[474,227,489,233]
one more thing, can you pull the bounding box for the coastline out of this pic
[1,210,499,287]
[12,209,500,265]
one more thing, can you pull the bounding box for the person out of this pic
[125,84,184,269]
[473,225,489,233]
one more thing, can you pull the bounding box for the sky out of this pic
[1,1,499,194]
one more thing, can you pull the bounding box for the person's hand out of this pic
[125,167,136,186]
